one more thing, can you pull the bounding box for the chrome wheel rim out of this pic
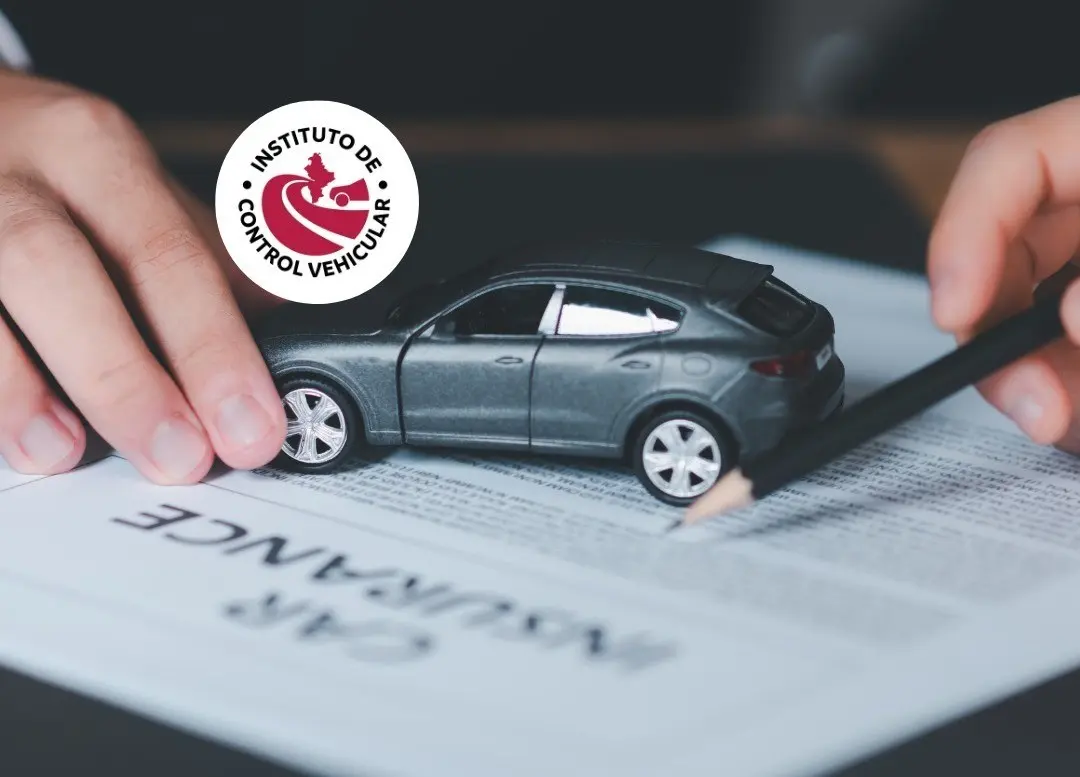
[281,388,348,464]
[641,419,721,499]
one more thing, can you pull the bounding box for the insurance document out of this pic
[3,236,1080,777]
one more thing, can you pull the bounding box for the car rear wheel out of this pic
[632,410,732,506]
[274,376,359,473]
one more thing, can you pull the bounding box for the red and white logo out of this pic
[215,101,419,304]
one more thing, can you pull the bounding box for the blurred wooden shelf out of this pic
[144,118,980,222]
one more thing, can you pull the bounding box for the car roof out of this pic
[487,240,774,299]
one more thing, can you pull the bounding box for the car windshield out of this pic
[385,283,438,325]
[385,259,497,326]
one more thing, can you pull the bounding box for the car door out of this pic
[530,284,683,456]
[399,282,558,449]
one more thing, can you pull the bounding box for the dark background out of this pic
[4,2,1080,776]
[3,0,1080,124]
[7,0,1076,274]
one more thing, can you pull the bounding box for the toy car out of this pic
[254,240,844,506]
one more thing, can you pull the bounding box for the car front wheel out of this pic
[632,410,733,506]
[274,376,359,473]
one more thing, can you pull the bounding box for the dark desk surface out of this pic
[13,118,1080,777]
[156,118,966,285]
[144,117,977,220]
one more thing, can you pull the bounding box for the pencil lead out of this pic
[664,517,683,534]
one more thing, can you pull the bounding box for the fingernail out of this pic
[149,418,208,480]
[1063,284,1080,323]
[930,269,958,319]
[19,412,75,470]
[1006,393,1045,436]
[930,269,954,298]
[215,394,272,448]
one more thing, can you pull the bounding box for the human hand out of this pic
[0,68,287,482]
[928,95,1080,449]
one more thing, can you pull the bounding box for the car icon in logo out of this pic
[329,177,370,207]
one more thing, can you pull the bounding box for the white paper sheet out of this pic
[0,462,42,492]
[3,236,1080,777]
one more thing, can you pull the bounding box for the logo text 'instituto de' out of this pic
[215,101,419,304]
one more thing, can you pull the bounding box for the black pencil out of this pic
[675,286,1068,528]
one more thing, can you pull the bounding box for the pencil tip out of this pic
[664,518,682,534]
[682,468,754,526]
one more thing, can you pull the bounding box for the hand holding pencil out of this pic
[681,94,1080,527]
[679,283,1069,526]
[924,97,1080,450]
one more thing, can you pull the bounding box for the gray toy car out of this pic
[254,240,844,506]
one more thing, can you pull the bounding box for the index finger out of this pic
[29,97,286,469]
[927,96,1080,332]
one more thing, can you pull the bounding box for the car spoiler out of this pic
[704,258,774,307]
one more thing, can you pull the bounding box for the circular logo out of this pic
[215,100,419,304]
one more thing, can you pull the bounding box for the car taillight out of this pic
[750,350,812,378]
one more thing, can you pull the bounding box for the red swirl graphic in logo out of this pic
[261,153,370,256]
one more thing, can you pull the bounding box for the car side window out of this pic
[555,285,683,336]
[439,283,556,336]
